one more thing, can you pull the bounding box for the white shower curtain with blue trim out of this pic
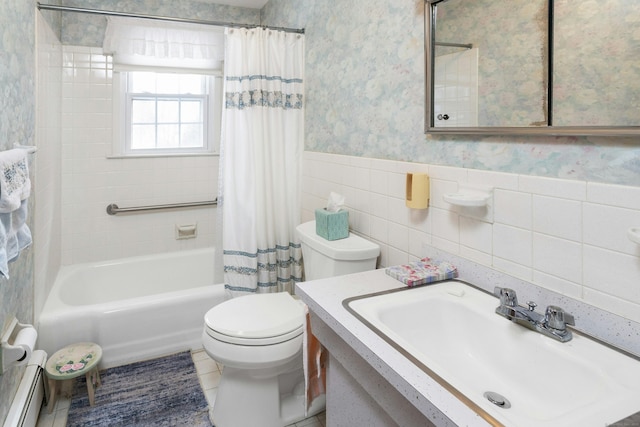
[219,28,304,297]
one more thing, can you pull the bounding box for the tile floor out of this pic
[36,349,326,427]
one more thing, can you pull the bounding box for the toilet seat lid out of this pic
[204,292,305,339]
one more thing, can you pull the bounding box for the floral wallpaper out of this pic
[0,0,37,421]
[262,0,640,187]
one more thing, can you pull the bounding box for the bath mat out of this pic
[66,351,213,427]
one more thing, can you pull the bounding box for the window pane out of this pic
[181,124,203,147]
[156,73,181,94]
[179,75,206,94]
[181,100,203,123]
[131,99,156,124]
[157,100,179,123]
[131,124,156,149]
[130,72,156,93]
[157,124,180,148]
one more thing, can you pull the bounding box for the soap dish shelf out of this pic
[628,227,640,245]
[443,192,490,207]
[443,184,493,208]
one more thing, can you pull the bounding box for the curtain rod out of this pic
[37,2,305,34]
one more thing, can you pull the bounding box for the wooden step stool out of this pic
[44,342,102,413]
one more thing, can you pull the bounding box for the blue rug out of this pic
[67,351,213,427]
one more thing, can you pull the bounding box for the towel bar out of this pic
[106,199,217,215]
[13,144,37,154]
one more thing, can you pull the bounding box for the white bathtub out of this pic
[38,248,226,368]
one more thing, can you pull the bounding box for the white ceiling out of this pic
[201,0,269,9]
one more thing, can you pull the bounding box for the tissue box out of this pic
[315,208,349,240]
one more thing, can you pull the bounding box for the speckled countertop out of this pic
[296,267,640,427]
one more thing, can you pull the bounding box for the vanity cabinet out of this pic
[309,312,439,427]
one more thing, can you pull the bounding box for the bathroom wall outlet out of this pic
[175,224,197,240]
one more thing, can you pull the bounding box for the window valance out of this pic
[102,17,224,72]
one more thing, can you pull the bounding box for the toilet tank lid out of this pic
[296,221,380,261]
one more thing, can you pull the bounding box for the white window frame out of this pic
[112,70,222,158]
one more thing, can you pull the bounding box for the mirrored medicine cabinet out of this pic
[424,0,640,136]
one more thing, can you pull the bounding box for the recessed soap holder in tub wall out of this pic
[443,184,494,223]
[176,223,197,240]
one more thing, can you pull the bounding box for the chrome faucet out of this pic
[494,287,575,342]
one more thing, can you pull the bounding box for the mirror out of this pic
[553,0,640,127]
[431,0,548,128]
[425,0,640,136]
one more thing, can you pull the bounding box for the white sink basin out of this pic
[346,280,640,427]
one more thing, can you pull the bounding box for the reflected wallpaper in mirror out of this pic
[553,0,640,126]
[434,0,548,127]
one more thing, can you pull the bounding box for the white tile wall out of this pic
[533,195,582,241]
[493,223,532,268]
[584,203,640,255]
[301,151,640,324]
[35,14,63,321]
[494,189,531,228]
[61,46,217,264]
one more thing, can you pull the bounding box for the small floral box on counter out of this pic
[385,258,458,287]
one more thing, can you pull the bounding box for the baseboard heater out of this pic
[3,350,47,427]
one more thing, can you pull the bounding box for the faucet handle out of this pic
[494,287,518,307]
[544,306,575,331]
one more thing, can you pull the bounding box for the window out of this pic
[103,18,224,157]
[113,70,222,157]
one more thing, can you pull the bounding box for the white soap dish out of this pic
[443,184,493,207]
[627,227,640,245]
[443,192,490,207]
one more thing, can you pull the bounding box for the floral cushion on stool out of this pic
[45,342,102,413]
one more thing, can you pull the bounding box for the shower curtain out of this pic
[219,28,305,297]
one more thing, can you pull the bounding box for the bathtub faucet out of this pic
[494,287,575,343]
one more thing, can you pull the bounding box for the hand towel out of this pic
[303,303,327,416]
[385,257,458,287]
[0,149,30,213]
[0,149,32,279]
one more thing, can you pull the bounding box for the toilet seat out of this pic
[204,292,305,346]
[205,325,303,346]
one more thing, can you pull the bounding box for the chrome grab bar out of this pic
[106,199,217,215]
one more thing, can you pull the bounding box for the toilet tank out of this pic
[296,221,380,281]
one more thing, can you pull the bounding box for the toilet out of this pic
[295,220,380,281]
[202,220,380,427]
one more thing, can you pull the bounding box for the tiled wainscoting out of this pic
[301,151,640,324]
